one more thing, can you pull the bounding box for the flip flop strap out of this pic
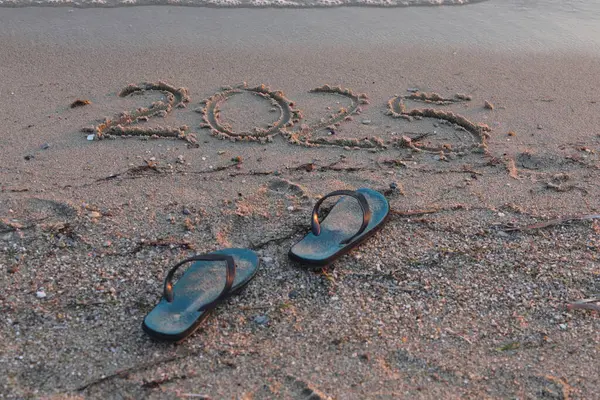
[163,254,236,312]
[311,190,372,245]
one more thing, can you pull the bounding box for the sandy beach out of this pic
[1,2,599,398]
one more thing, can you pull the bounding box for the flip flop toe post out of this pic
[289,188,389,266]
[143,248,259,342]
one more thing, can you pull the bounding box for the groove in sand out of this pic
[197,82,298,143]
[287,85,385,149]
[387,91,490,153]
[86,81,195,144]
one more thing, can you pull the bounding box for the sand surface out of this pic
[1,3,599,399]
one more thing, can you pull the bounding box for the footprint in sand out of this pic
[250,375,333,400]
[516,150,564,170]
[395,349,463,387]
[0,198,78,240]
[267,178,312,200]
[0,198,77,221]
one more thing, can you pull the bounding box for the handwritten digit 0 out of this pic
[197,82,300,143]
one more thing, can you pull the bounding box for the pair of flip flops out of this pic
[143,188,390,342]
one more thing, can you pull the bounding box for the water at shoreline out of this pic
[0,0,487,8]
[1,0,599,57]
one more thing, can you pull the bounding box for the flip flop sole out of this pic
[289,212,390,269]
[143,248,259,342]
[289,188,390,267]
[142,276,256,343]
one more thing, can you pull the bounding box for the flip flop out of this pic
[289,188,390,267]
[143,248,259,342]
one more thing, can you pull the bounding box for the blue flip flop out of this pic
[289,188,390,267]
[143,248,259,342]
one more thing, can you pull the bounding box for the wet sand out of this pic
[1,4,599,399]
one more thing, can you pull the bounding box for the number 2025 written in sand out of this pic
[82,81,491,153]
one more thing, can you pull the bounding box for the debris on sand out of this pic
[455,93,473,101]
[501,214,600,232]
[406,91,457,105]
[567,296,600,312]
[505,158,519,179]
[484,100,494,110]
[71,99,91,108]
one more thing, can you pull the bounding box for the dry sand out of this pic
[0,3,599,399]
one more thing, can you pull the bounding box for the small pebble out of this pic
[182,208,191,215]
[390,182,398,190]
[87,134,95,141]
[41,143,50,150]
[254,315,269,325]
[288,290,299,299]
[287,206,294,211]
[484,100,494,110]
[36,290,46,299]
[24,155,34,160]
[361,119,371,125]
